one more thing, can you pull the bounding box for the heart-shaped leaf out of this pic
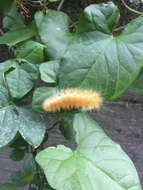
[36,112,141,190]
[35,2,143,100]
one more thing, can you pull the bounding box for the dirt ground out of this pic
[0,0,143,188]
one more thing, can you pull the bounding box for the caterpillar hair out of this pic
[42,88,102,112]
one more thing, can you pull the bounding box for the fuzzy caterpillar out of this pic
[43,88,102,112]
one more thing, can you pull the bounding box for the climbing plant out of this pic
[0,1,142,189]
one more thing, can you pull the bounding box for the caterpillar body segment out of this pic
[43,88,102,112]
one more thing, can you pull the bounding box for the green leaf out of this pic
[6,63,37,99]
[35,10,72,60]
[19,59,39,80]
[10,133,28,148]
[23,153,36,173]
[0,86,9,108]
[0,0,13,13]
[0,23,37,46]
[17,105,46,147]
[129,68,143,93]
[32,87,58,112]
[15,40,45,64]
[10,148,25,161]
[21,171,35,183]
[35,2,143,100]
[59,113,75,141]
[0,106,19,148]
[39,60,59,83]
[76,2,119,34]
[36,112,141,190]
[0,183,18,190]
[11,171,26,187]
[3,2,25,30]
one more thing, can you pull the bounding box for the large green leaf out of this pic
[35,2,143,100]
[32,87,57,112]
[15,40,45,64]
[36,112,141,190]
[0,23,37,46]
[17,105,46,148]
[39,60,59,83]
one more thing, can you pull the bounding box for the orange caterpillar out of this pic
[43,88,102,112]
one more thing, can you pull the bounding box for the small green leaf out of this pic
[17,105,46,147]
[15,40,45,64]
[0,183,18,190]
[59,113,75,141]
[23,153,36,172]
[36,112,141,190]
[129,68,143,93]
[10,133,28,148]
[32,87,58,112]
[0,24,37,46]
[6,64,36,99]
[40,60,59,83]
[10,148,25,161]
[11,171,26,187]
[0,106,19,148]
[21,171,35,183]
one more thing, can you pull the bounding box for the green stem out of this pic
[121,0,143,16]
[57,0,65,11]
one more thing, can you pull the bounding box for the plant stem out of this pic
[121,0,143,15]
[57,0,65,11]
